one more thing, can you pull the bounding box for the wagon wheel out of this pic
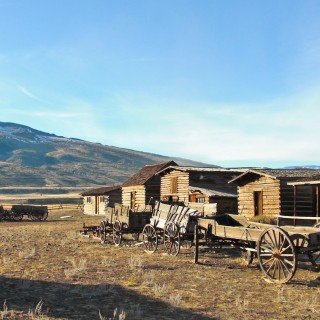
[40,211,48,221]
[164,222,180,256]
[313,222,320,228]
[308,250,320,270]
[100,221,107,244]
[132,232,139,241]
[181,239,193,249]
[179,226,192,249]
[112,220,122,246]
[291,234,320,269]
[257,227,297,284]
[291,234,309,249]
[142,224,158,253]
[242,250,254,266]
[11,212,23,221]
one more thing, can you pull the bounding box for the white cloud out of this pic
[103,87,320,165]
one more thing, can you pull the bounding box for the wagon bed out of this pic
[195,214,320,283]
[99,203,152,245]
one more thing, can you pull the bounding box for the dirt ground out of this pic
[0,210,319,320]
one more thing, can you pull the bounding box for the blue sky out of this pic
[1,0,320,168]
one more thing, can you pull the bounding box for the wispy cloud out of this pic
[18,85,52,105]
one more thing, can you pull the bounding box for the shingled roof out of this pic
[122,161,177,187]
[229,169,320,184]
[81,185,121,196]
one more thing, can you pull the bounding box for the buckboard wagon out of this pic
[0,205,48,221]
[194,214,320,283]
[142,201,202,256]
[98,203,153,245]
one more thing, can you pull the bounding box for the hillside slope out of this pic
[0,122,217,187]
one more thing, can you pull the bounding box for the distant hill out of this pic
[283,165,320,170]
[0,122,218,187]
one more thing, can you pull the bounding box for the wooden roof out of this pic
[229,169,320,184]
[189,186,237,198]
[122,160,177,187]
[81,185,121,196]
[157,166,246,175]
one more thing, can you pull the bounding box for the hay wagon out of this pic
[142,201,202,256]
[194,214,320,283]
[0,205,48,221]
[99,203,152,246]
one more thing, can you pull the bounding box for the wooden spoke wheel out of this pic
[257,227,297,284]
[12,212,23,221]
[164,222,180,256]
[308,251,320,270]
[291,234,309,249]
[313,222,320,228]
[132,232,139,241]
[40,211,48,221]
[181,239,193,249]
[112,220,122,246]
[100,221,107,244]
[142,224,158,253]
[242,250,254,266]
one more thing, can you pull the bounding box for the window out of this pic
[196,197,205,203]
[170,176,178,193]
[100,196,105,203]
[86,197,91,203]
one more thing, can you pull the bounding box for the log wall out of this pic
[122,185,146,208]
[237,176,281,218]
[161,171,190,204]
[83,190,122,216]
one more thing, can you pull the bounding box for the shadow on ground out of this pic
[0,276,216,320]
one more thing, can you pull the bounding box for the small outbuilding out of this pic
[81,185,122,215]
[122,160,177,209]
[158,166,244,214]
[229,169,320,223]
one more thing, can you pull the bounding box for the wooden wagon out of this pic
[0,205,48,221]
[99,203,152,246]
[142,201,202,255]
[194,214,320,283]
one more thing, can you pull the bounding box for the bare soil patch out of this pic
[0,210,319,319]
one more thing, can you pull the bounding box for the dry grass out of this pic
[0,209,319,319]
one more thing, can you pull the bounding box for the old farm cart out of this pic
[99,203,153,245]
[142,201,202,256]
[0,205,48,221]
[194,214,320,283]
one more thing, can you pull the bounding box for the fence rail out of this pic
[1,203,84,212]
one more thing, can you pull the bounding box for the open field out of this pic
[0,210,319,320]
[0,188,88,206]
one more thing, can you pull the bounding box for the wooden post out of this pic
[293,185,296,226]
[316,185,319,223]
[194,224,199,264]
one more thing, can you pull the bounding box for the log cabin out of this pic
[81,185,122,215]
[229,169,320,224]
[158,166,245,214]
[122,160,177,209]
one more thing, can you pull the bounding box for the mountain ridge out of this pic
[0,122,218,187]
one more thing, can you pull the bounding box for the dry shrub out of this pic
[64,257,87,279]
[128,256,143,269]
[18,247,36,259]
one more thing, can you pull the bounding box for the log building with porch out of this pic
[229,169,320,224]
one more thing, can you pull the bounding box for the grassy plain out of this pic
[0,209,319,319]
